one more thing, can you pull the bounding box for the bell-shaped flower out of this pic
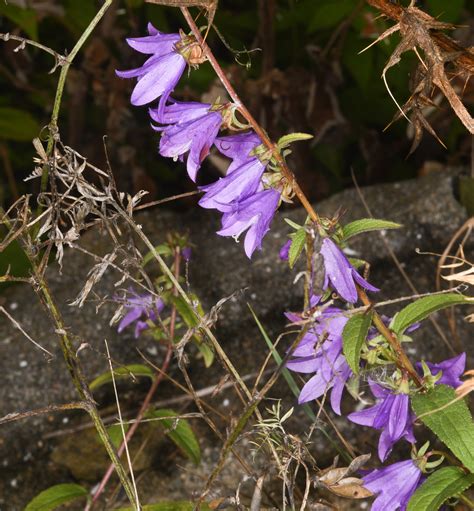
[117,293,164,339]
[214,132,262,173]
[198,158,265,212]
[320,237,379,303]
[348,380,415,461]
[149,99,210,126]
[416,353,465,389]
[116,24,187,108]
[157,101,223,181]
[217,188,281,258]
[363,459,423,511]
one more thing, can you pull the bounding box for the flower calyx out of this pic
[175,30,206,66]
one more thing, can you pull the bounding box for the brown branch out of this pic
[366,0,474,74]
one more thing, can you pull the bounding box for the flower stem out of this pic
[41,0,114,193]
[180,7,321,226]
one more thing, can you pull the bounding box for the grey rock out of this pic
[0,170,471,508]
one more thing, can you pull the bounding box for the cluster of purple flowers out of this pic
[282,235,467,509]
[117,25,282,258]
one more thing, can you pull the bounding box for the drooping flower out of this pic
[149,99,211,126]
[217,188,281,258]
[214,132,262,173]
[320,237,379,303]
[363,459,423,511]
[198,157,265,212]
[117,293,164,339]
[156,101,224,181]
[116,24,191,108]
[348,380,415,462]
[416,353,465,388]
[286,308,352,415]
[182,246,192,262]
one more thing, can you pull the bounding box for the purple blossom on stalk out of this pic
[214,132,262,173]
[320,237,379,303]
[286,309,352,415]
[155,101,223,181]
[416,353,466,388]
[198,157,265,212]
[182,246,192,262]
[116,24,187,108]
[217,188,281,258]
[348,380,415,462]
[363,459,423,511]
[117,293,164,339]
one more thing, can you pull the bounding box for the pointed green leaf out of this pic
[277,132,313,150]
[342,312,373,374]
[147,409,201,465]
[142,244,172,266]
[25,484,88,511]
[170,295,201,329]
[411,385,474,471]
[0,107,40,141]
[288,228,306,269]
[284,218,303,230]
[90,364,154,390]
[196,341,214,368]
[342,218,402,240]
[114,501,211,511]
[407,466,474,511]
[107,423,130,449]
[391,293,472,335]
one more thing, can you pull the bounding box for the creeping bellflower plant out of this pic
[117,292,165,339]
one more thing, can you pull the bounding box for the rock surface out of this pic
[0,170,472,509]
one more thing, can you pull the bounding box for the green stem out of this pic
[41,0,113,192]
[459,493,474,508]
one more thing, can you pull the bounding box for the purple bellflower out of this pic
[348,380,415,462]
[417,353,466,388]
[117,293,164,339]
[198,157,265,212]
[363,459,423,511]
[286,309,352,415]
[320,237,379,303]
[214,132,262,174]
[217,188,281,258]
[116,24,187,108]
[156,101,223,181]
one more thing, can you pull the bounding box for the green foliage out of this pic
[391,293,472,335]
[277,132,313,150]
[426,0,465,23]
[342,218,402,240]
[342,311,373,374]
[114,502,211,511]
[307,0,356,33]
[107,423,130,449]
[89,364,154,391]
[0,107,40,141]
[407,466,474,511]
[147,408,201,465]
[411,385,474,472]
[0,3,38,39]
[25,484,88,511]
[288,228,306,269]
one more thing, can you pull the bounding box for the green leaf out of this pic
[307,0,355,33]
[114,501,211,511]
[391,293,472,335]
[411,385,474,472]
[0,107,40,141]
[170,295,199,329]
[277,132,313,149]
[342,218,402,240]
[407,466,474,511]
[142,244,173,267]
[25,484,88,511]
[426,0,465,23]
[107,423,130,450]
[90,364,154,391]
[342,312,373,374]
[284,218,303,230]
[288,228,306,269]
[196,341,214,368]
[147,409,201,465]
[0,4,38,39]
